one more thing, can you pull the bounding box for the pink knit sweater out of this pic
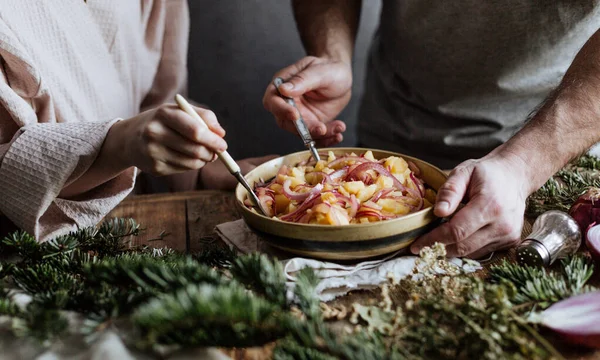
[0,0,189,241]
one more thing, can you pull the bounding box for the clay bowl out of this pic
[235,148,448,260]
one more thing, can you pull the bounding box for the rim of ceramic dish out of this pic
[235,147,447,229]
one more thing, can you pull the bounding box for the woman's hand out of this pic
[199,155,279,191]
[410,152,530,259]
[114,103,227,176]
[263,56,352,147]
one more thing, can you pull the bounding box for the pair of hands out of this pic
[111,104,276,192]
[262,55,531,258]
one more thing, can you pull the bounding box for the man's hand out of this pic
[263,56,352,147]
[410,154,530,259]
[200,155,279,191]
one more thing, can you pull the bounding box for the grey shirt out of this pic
[358,0,600,169]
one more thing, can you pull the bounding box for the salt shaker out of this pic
[517,210,581,266]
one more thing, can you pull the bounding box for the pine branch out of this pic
[489,256,596,308]
[230,253,288,308]
[526,169,600,217]
[193,244,236,268]
[84,253,223,292]
[571,154,600,170]
[67,283,151,318]
[11,263,82,295]
[1,231,41,262]
[0,287,20,317]
[11,303,69,344]
[292,267,320,319]
[283,320,397,360]
[133,283,289,348]
[273,337,339,360]
[79,218,141,257]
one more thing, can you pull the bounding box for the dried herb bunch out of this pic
[320,244,565,360]
[0,221,591,359]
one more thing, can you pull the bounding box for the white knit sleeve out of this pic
[0,121,136,241]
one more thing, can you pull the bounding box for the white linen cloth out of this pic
[215,219,481,301]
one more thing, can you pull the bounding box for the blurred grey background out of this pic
[187,0,382,159]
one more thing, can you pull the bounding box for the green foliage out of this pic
[0,217,592,359]
[396,277,547,360]
[1,231,41,261]
[0,287,20,316]
[527,154,600,217]
[489,255,596,308]
[193,244,236,268]
[273,337,341,360]
[79,218,141,257]
[11,263,82,295]
[572,154,600,170]
[230,253,288,307]
[133,283,289,348]
[84,253,221,291]
[14,304,70,343]
[292,267,320,320]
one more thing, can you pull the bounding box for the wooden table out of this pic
[108,191,600,360]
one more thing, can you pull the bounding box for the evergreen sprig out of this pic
[193,244,236,268]
[0,217,592,359]
[84,253,223,292]
[133,283,289,348]
[572,154,600,170]
[293,267,320,319]
[230,253,288,307]
[526,154,600,217]
[489,255,596,308]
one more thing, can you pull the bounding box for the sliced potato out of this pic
[357,184,378,202]
[343,181,365,194]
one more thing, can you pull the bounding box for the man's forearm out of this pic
[292,0,362,63]
[496,30,600,194]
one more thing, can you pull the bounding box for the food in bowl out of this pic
[244,150,437,225]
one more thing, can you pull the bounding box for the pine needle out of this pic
[489,255,596,308]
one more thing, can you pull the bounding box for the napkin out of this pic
[215,220,481,301]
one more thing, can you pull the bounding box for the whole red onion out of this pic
[568,187,600,241]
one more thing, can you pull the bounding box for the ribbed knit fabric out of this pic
[0,0,189,241]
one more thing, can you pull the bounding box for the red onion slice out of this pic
[328,206,351,225]
[363,200,383,210]
[349,195,359,218]
[256,188,275,217]
[328,156,371,169]
[372,188,394,202]
[282,179,323,201]
[537,290,600,349]
[346,163,408,193]
[407,161,421,176]
[280,193,322,222]
[410,173,424,198]
[586,224,600,261]
[355,209,397,221]
[329,167,349,182]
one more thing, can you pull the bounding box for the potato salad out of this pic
[246,151,437,225]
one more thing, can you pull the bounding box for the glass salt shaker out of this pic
[517,210,581,266]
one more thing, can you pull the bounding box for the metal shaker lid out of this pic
[517,239,550,267]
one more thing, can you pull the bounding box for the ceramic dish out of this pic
[235,148,448,260]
